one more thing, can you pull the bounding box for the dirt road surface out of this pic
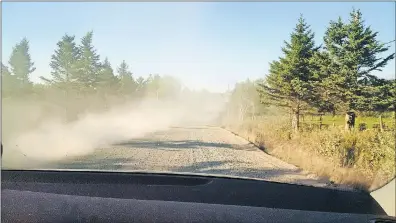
[49,125,342,189]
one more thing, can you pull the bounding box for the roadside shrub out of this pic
[227,116,395,191]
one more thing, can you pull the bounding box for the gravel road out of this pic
[51,125,341,189]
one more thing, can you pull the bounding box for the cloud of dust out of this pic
[3,94,227,163]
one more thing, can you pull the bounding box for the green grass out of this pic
[301,115,394,129]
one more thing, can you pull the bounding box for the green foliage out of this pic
[257,15,320,131]
[4,32,184,123]
[308,127,395,177]
[355,78,395,113]
[42,34,80,89]
[8,38,35,92]
[77,31,102,89]
[117,60,137,96]
[254,9,395,133]
[97,57,119,92]
[258,15,319,111]
[302,114,393,129]
[232,117,395,189]
[353,130,395,176]
[321,9,395,112]
[309,51,342,114]
[224,8,395,189]
[1,63,18,97]
[135,76,148,97]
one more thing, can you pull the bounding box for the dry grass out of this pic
[225,116,395,191]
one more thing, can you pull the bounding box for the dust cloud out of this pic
[2,94,227,164]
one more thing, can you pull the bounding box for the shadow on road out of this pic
[113,139,258,151]
[114,140,232,149]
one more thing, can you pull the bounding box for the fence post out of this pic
[379,115,384,132]
[319,114,323,129]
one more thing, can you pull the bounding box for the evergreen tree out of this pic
[8,38,36,92]
[322,9,395,128]
[356,78,395,131]
[117,60,132,79]
[309,50,343,115]
[94,58,119,109]
[97,57,119,92]
[135,76,147,96]
[41,34,80,89]
[41,34,81,122]
[117,60,137,96]
[77,31,101,89]
[1,63,17,97]
[257,15,319,131]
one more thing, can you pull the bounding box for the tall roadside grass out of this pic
[224,116,395,191]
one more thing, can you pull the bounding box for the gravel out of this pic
[48,125,350,189]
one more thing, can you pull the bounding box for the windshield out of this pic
[2,2,395,192]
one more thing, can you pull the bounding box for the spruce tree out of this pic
[41,34,80,89]
[1,63,17,97]
[322,9,395,128]
[41,34,81,122]
[117,60,137,97]
[97,57,119,93]
[257,15,319,131]
[8,38,36,93]
[77,31,101,89]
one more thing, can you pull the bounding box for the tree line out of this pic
[236,9,395,132]
[2,8,395,129]
[1,31,184,121]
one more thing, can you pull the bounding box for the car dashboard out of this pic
[1,170,395,223]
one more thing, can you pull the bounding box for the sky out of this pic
[2,2,395,92]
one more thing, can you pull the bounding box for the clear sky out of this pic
[2,2,395,92]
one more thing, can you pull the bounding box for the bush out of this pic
[227,116,395,191]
